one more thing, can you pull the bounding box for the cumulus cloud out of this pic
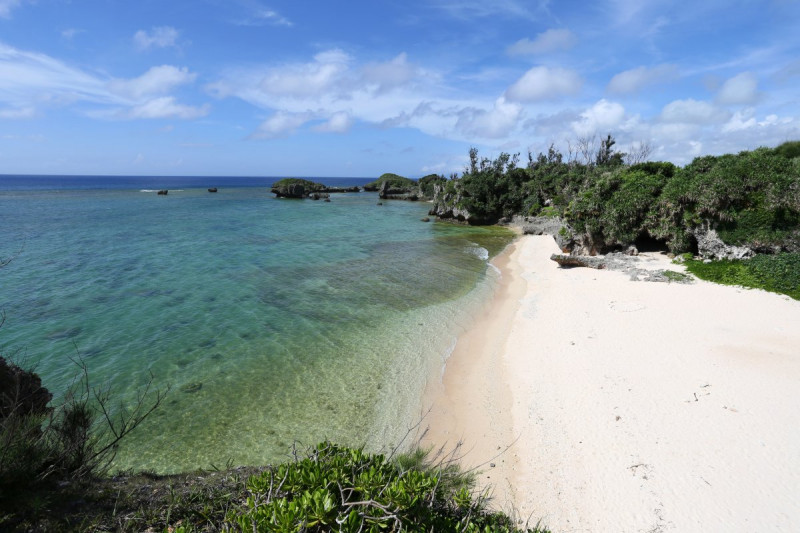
[313,112,353,133]
[507,29,577,55]
[134,26,180,50]
[607,64,678,94]
[251,111,312,139]
[259,49,350,98]
[125,97,209,119]
[722,109,758,132]
[455,96,522,139]
[716,72,759,105]
[660,98,730,124]
[108,66,197,100]
[506,66,582,102]
[362,53,418,93]
[571,99,628,136]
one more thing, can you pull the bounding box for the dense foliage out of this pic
[226,441,545,533]
[440,139,800,256]
[364,173,417,190]
[418,173,447,198]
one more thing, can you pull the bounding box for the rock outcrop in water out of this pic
[271,178,360,199]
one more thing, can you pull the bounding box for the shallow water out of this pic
[0,178,513,472]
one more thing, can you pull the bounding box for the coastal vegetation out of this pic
[1,354,541,531]
[429,138,800,298]
[684,253,800,300]
[363,173,417,191]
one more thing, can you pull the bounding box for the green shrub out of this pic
[271,178,325,191]
[773,140,800,159]
[230,441,547,532]
[418,174,447,198]
[685,253,800,300]
[364,173,417,190]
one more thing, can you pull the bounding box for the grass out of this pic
[685,253,800,300]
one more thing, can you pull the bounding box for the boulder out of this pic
[514,215,577,252]
[550,254,607,269]
[157,190,168,195]
[208,187,218,193]
[689,224,755,260]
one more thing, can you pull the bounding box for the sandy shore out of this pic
[422,235,800,532]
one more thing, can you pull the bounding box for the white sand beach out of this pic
[423,235,800,532]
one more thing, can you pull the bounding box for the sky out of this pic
[0,0,799,177]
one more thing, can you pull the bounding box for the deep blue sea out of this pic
[0,175,513,472]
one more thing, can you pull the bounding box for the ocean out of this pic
[0,175,513,473]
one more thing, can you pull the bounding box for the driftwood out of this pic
[550,254,607,269]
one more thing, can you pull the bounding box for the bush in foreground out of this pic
[227,441,545,533]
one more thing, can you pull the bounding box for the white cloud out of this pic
[251,111,312,139]
[125,97,209,120]
[134,26,180,51]
[716,72,759,105]
[0,0,22,18]
[108,66,197,100]
[607,64,678,94]
[507,29,577,55]
[0,42,120,108]
[0,106,35,118]
[362,53,418,93]
[233,3,292,27]
[313,112,353,133]
[660,98,730,124]
[571,99,628,136]
[259,49,350,97]
[455,96,522,139]
[722,109,757,132]
[505,66,582,102]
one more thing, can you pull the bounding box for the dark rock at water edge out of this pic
[208,187,218,193]
[1,357,52,419]
[157,190,168,195]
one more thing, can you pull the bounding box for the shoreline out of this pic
[422,234,800,531]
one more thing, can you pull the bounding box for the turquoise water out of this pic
[0,181,513,472]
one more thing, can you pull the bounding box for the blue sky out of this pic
[1,0,799,177]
